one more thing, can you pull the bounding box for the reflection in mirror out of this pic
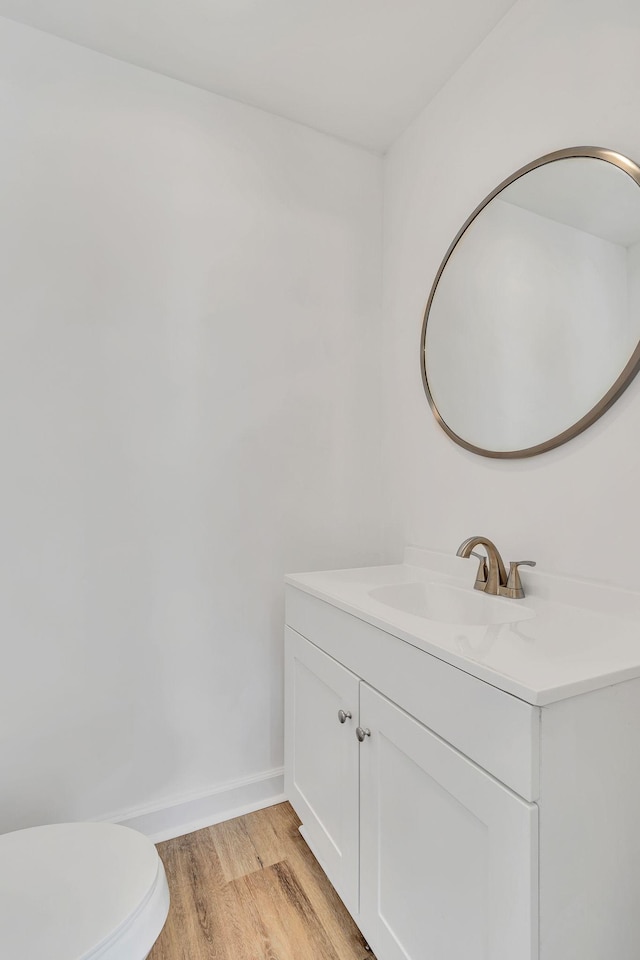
[422,149,640,457]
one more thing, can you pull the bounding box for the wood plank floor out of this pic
[149,801,372,960]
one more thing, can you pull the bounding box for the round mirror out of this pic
[421,147,640,458]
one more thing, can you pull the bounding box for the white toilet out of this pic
[0,821,170,959]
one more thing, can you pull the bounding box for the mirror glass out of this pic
[422,149,640,457]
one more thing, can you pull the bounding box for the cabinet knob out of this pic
[356,726,371,742]
[338,709,352,724]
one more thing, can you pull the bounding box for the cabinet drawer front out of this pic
[284,628,360,915]
[286,586,539,800]
[359,684,538,960]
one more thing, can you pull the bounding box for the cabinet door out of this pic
[284,627,360,914]
[359,684,538,960]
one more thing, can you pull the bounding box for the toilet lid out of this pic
[0,821,163,960]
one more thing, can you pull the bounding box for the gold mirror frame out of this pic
[420,146,640,458]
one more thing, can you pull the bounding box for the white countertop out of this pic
[285,547,640,706]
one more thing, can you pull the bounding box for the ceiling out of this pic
[0,0,517,153]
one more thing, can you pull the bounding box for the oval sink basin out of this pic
[368,581,534,626]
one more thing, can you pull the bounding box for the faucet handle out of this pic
[470,550,488,589]
[499,560,536,600]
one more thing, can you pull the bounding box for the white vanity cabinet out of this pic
[285,559,640,960]
[284,586,539,960]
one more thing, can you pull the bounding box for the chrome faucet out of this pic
[456,536,536,599]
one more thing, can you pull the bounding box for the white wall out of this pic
[383,0,640,587]
[0,18,383,833]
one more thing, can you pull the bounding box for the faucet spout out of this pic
[456,536,508,596]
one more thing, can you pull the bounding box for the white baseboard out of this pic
[109,767,285,844]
